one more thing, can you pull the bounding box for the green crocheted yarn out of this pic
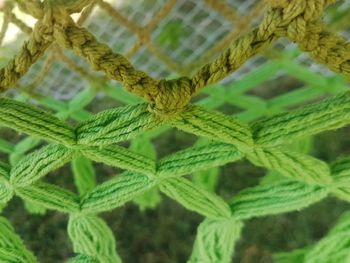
[0,0,350,262]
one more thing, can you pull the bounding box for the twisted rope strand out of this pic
[0,0,349,262]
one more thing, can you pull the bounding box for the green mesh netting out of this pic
[0,0,350,262]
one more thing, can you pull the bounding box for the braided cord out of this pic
[0,0,349,262]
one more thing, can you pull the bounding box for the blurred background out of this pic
[0,0,350,262]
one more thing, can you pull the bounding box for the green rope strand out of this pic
[71,156,96,196]
[16,182,80,213]
[81,172,156,214]
[68,215,122,263]
[0,217,37,263]
[160,177,231,219]
[189,218,243,263]
[0,0,349,261]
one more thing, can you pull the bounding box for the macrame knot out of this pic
[31,1,72,43]
[269,0,327,22]
[296,21,324,51]
[0,180,14,204]
[148,77,193,116]
[268,0,330,42]
[33,18,54,43]
[29,0,91,46]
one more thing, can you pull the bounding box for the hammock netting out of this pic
[0,0,350,262]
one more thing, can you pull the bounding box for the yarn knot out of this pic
[18,0,92,19]
[48,0,93,14]
[267,0,332,42]
[269,0,328,22]
[148,77,193,116]
[30,1,74,43]
[0,180,14,204]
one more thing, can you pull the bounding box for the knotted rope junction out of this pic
[0,0,349,262]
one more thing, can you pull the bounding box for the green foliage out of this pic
[23,199,46,215]
[192,166,220,192]
[274,248,309,263]
[156,20,191,49]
